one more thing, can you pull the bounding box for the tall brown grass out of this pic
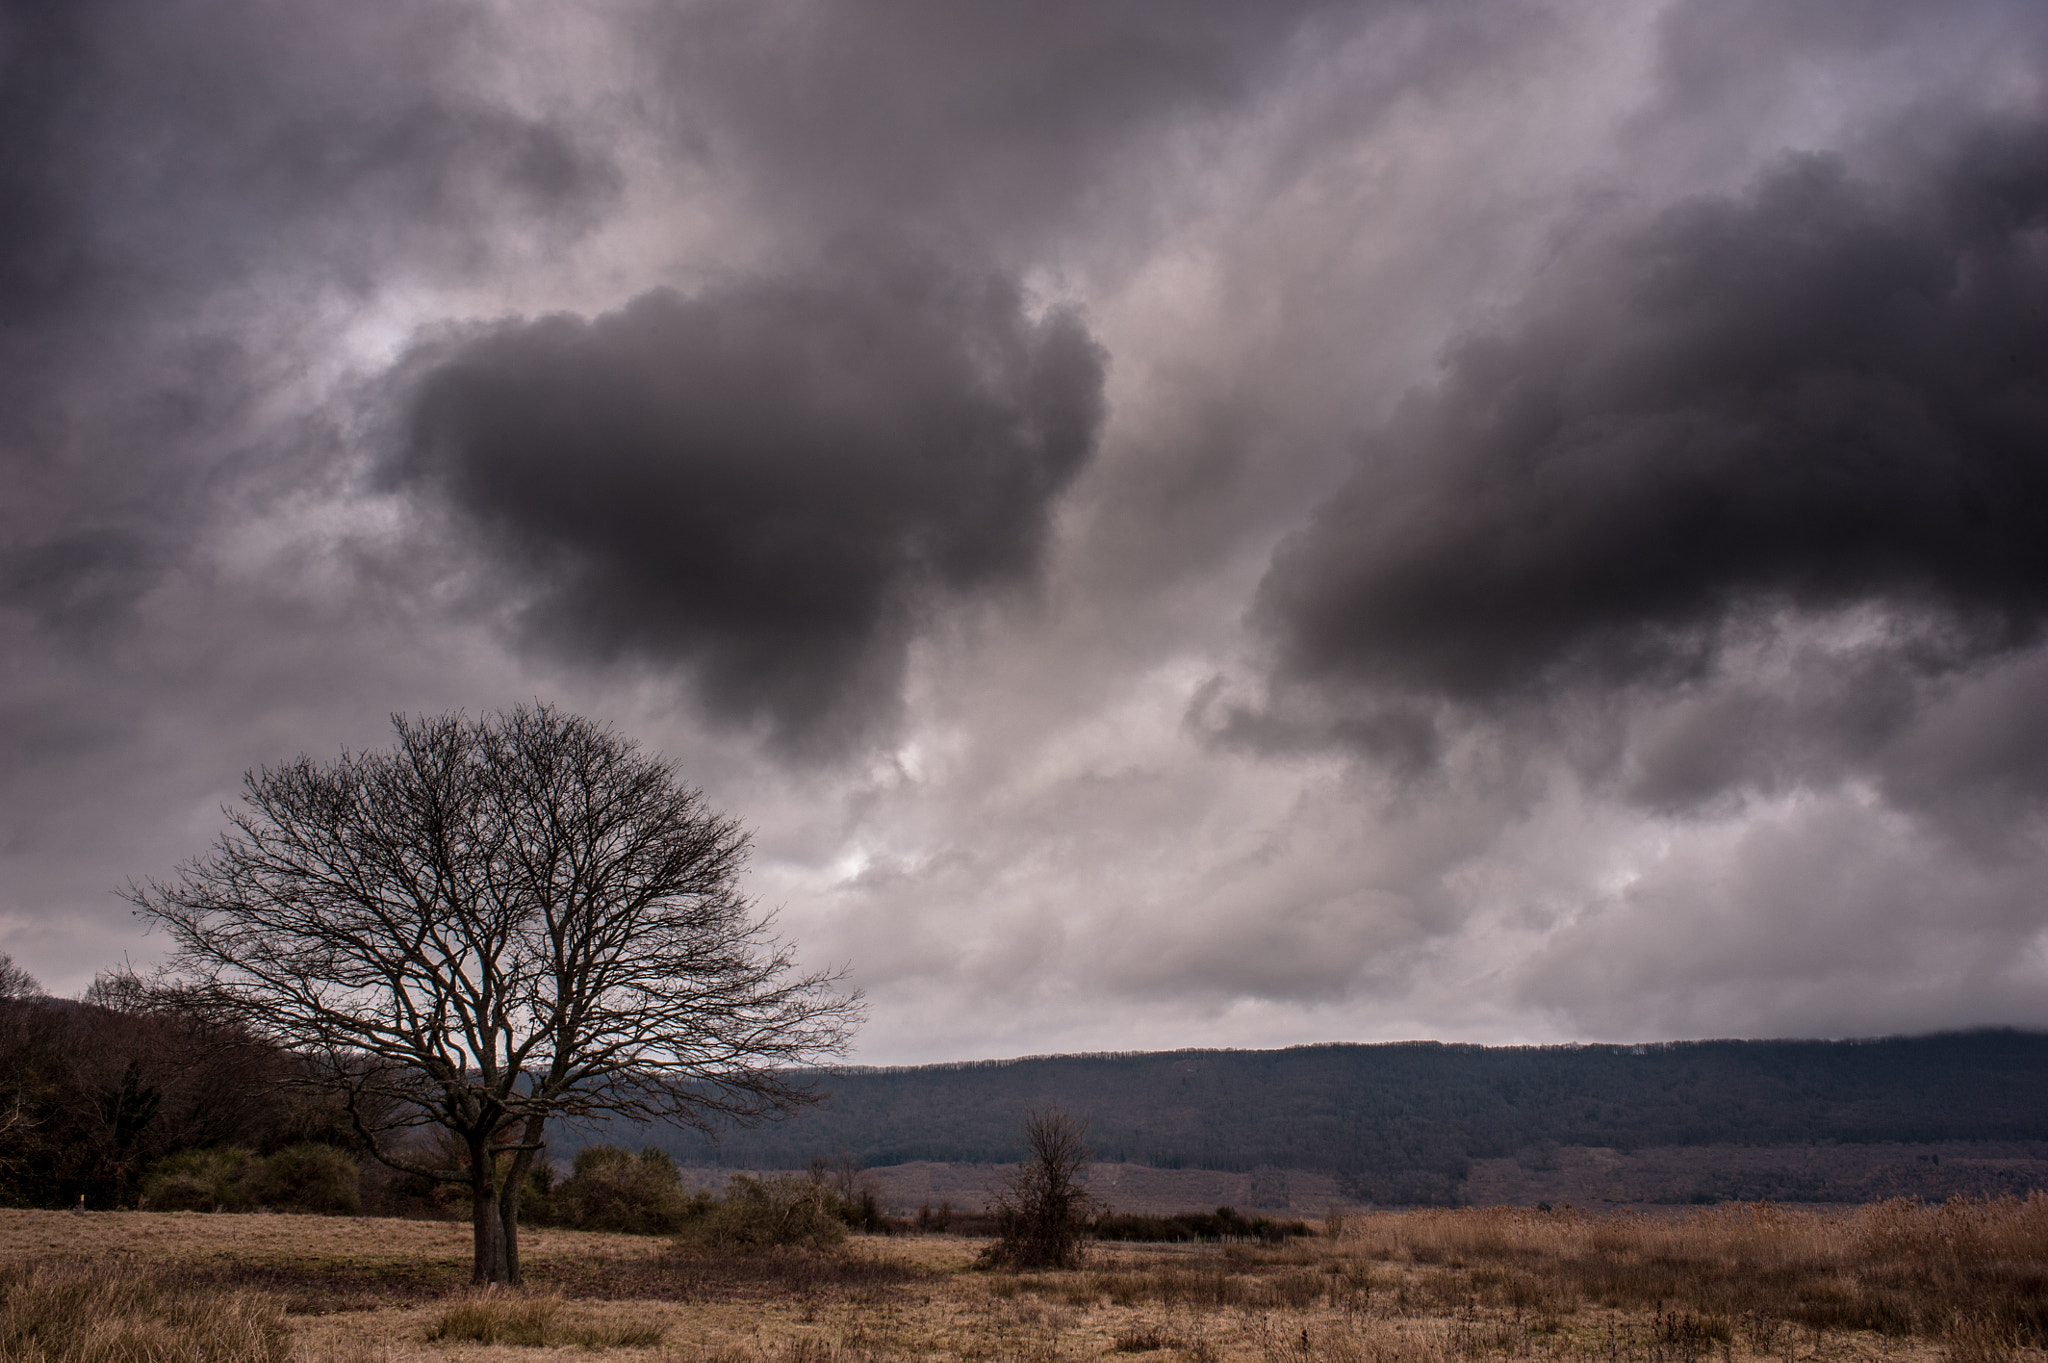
[4,1198,2041,1363]
[422,1290,666,1347]
[1347,1191,2048,1267]
[988,1192,2046,1358]
[1338,1194,2048,1349]
[0,1259,288,1363]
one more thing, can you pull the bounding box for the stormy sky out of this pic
[4,0,2046,1063]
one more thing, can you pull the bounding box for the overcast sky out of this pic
[4,0,2046,1064]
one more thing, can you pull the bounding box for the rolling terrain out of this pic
[572,1031,2048,1208]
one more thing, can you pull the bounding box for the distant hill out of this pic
[571,1030,2048,1205]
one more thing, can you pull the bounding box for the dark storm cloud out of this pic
[391,256,1107,754]
[0,0,613,315]
[3,0,2039,1047]
[0,0,616,634]
[0,531,162,639]
[1258,116,2048,712]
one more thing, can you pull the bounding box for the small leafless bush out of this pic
[979,1109,1094,1271]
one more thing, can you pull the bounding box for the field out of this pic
[738,1144,2048,1220]
[3,1196,2045,1363]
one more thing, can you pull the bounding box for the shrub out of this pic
[0,1260,289,1362]
[528,1144,706,1234]
[242,1142,361,1215]
[141,1143,361,1214]
[676,1174,848,1252]
[837,1186,889,1234]
[1094,1213,1197,1243]
[140,1147,258,1212]
[1171,1207,1311,1244]
[978,1109,1093,1270]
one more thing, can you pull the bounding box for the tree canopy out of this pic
[130,705,861,1283]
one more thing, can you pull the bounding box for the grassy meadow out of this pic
[2,1195,2045,1363]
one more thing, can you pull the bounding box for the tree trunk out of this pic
[496,1114,547,1287]
[470,1137,510,1285]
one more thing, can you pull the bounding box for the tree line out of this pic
[0,970,357,1210]
[609,1030,2048,1204]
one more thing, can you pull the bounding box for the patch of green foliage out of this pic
[139,1142,360,1215]
[676,1173,850,1252]
[527,1145,883,1246]
[523,1144,709,1234]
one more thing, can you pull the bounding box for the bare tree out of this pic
[0,953,39,1001]
[980,1108,1094,1269]
[129,705,862,1284]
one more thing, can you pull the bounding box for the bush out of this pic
[978,1109,1093,1270]
[141,1143,361,1214]
[1094,1212,1198,1243]
[242,1142,361,1215]
[527,1145,707,1234]
[676,1174,848,1252]
[1093,1207,1312,1244]
[140,1147,258,1212]
[837,1186,889,1234]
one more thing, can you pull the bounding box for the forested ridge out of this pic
[9,983,2041,1212]
[618,1031,2048,1203]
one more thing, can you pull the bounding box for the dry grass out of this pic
[0,1258,290,1362]
[423,1291,667,1347]
[1333,1195,2048,1345]
[1,1196,2042,1363]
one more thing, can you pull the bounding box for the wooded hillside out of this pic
[598,1031,2048,1205]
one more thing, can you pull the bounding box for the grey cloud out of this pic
[1642,0,2044,145]
[633,0,1410,260]
[0,530,163,639]
[1512,794,2048,1039]
[0,0,617,638]
[390,255,1107,755]
[7,0,2047,1052]
[0,0,614,316]
[1879,653,2048,823]
[1257,115,2048,740]
[0,0,630,991]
